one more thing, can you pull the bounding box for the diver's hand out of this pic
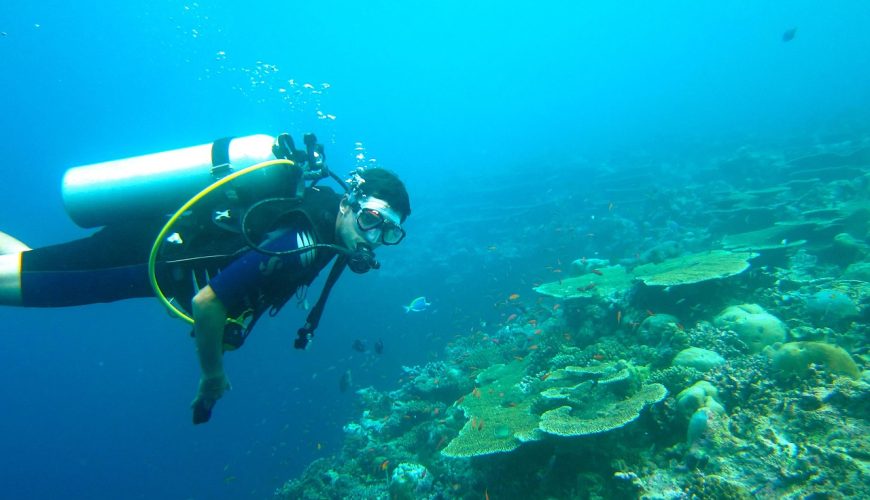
[191,373,231,425]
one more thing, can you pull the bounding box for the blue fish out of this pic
[403,296,431,313]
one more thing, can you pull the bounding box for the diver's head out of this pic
[336,168,411,272]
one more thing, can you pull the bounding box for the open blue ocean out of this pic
[1,2,868,499]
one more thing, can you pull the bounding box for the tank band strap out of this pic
[211,137,235,177]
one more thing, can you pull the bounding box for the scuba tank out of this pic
[59,131,374,350]
[62,134,286,228]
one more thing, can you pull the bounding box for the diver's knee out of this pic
[0,252,23,306]
[0,231,30,254]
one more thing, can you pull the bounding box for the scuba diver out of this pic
[0,132,411,424]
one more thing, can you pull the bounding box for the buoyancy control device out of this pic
[59,132,363,350]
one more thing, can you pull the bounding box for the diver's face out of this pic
[337,199,369,250]
[336,196,405,250]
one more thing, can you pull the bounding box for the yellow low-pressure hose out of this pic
[148,159,295,323]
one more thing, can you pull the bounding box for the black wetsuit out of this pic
[19,187,342,322]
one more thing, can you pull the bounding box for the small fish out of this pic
[374,338,384,354]
[590,269,603,276]
[436,436,448,449]
[403,296,431,313]
[578,283,597,291]
[782,27,797,42]
[380,459,390,471]
[593,353,605,361]
[506,313,518,322]
[552,303,561,311]
[540,372,552,381]
[616,310,622,325]
[477,419,485,431]
[646,309,656,317]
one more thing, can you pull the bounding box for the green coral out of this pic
[442,360,668,457]
[721,224,808,252]
[633,250,758,286]
[714,303,787,353]
[441,360,541,458]
[532,265,633,299]
[539,383,667,436]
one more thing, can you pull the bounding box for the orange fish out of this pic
[528,344,539,351]
[472,387,482,398]
[508,293,520,301]
[380,459,389,471]
[485,488,490,500]
[528,319,537,326]
[593,353,605,361]
[540,372,551,381]
[534,329,543,335]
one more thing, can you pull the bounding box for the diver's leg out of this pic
[0,232,29,305]
[0,252,24,305]
[0,231,30,254]
[1,223,161,307]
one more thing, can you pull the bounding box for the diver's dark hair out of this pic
[358,168,411,222]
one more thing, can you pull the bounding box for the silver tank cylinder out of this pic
[62,134,277,228]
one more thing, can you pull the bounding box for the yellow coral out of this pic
[771,341,861,380]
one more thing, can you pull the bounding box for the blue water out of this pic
[1,1,869,498]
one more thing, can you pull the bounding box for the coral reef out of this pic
[275,140,869,500]
[714,304,788,353]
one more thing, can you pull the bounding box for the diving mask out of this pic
[355,197,405,246]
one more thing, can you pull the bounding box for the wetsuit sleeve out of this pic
[207,228,317,315]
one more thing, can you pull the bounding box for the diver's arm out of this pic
[192,285,227,379]
[190,285,231,424]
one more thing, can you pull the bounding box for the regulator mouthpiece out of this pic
[347,243,380,274]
